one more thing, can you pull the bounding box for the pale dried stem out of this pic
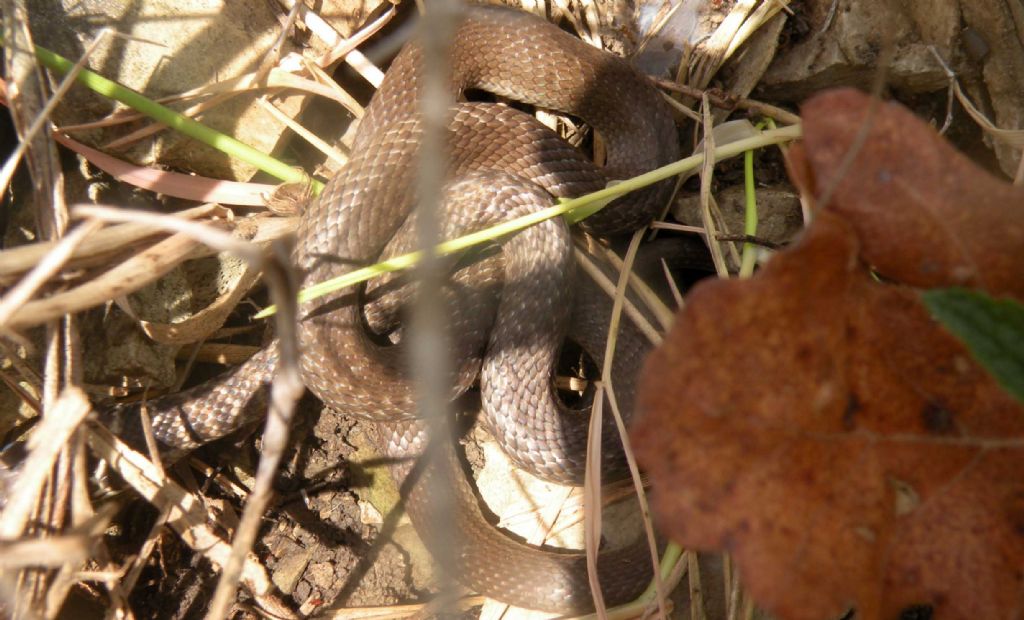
[590,242,674,331]
[258,97,349,166]
[0,504,116,570]
[573,246,662,346]
[0,388,91,539]
[56,207,302,620]
[599,230,669,619]
[3,232,202,331]
[0,28,116,199]
[687,550,707,620]
[86,426,294,618]
[319,3,397,68]
[654,79,800,126]
[698,97,730,277]
[275,0,384,87]
[661,258,685,310]
[0,220,103,329]
[1,209,296,332]
[317,596,489,619]
[0,203,224,281]
[61,70,363,137]
[584,387,608,616]
[3,28,74,613]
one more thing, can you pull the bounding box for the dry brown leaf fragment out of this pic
[632,88,1024,620]
[800,88,1024,298]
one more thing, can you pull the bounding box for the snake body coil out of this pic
[117,5,679,613]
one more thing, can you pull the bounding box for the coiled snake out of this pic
[111,4,679,613]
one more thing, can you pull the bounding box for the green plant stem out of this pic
[738,118,775,278]
[28,40,321,192]
[739,146,758,278]
[255,123,801,318]
[640,542,685,600]
[572,543,685,620]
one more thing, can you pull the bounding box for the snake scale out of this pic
[109,4,680,613]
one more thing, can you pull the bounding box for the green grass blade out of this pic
[27,40,321,192]
[254,124,802,318]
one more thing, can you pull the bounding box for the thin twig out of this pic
[654,78,800,126]
[573,246,662,346]
[0,220,102,329]
[0,388,91,539]
[598,230,669,620]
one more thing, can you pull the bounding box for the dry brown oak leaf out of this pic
[631,89,1024,620]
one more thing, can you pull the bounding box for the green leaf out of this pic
[922,288,1024,404]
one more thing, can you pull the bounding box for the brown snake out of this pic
[107,5,679,613]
